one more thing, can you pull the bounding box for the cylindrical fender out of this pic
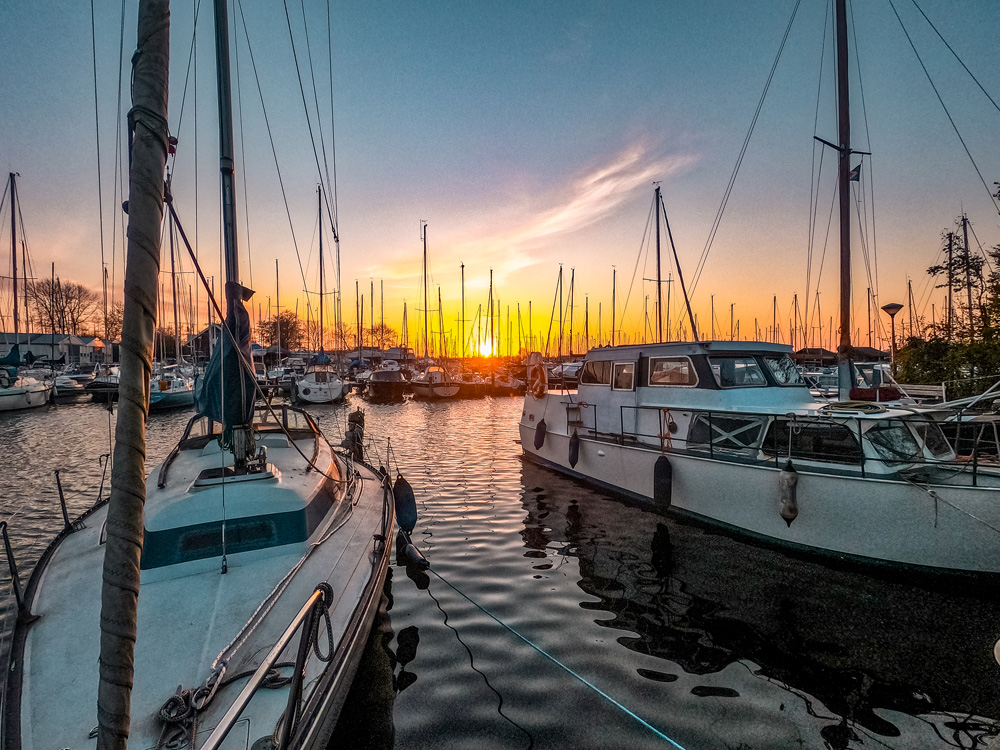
[779,459,799,527]
[568,429,580,468]
[393,474,418,534]
[653,455,672,506]
[534,418,547,450]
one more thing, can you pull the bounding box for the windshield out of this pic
[865,422,922,464]
[764,355,806,386]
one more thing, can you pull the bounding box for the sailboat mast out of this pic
[835,0,853,389]
[214,0,240,285]
[460,262,465,359]
[319,184,324,351]
[169,215,181,363]
[97,1,170,745]
[421,221,429,359]
[655,184,662,342]
[10,173,18,340]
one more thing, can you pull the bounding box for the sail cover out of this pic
[195,281,257,427]
[0,344,21,367]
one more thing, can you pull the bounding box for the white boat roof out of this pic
[583,340,792,361]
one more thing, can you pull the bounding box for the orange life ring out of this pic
[529,364,548,399]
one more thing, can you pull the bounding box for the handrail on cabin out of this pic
[200,582,334,750]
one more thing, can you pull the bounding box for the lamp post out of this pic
[881,302,903,376]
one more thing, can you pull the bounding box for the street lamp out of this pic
[881,302,904,376]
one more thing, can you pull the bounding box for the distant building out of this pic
[0,332,111,363]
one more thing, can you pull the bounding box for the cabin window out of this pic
[708,356,768,387]
[912,420,952,458]
[763,355,806,386]
[648,357,698,386]
[865,422,922,464]
[612,362,635,391]
[689,414,765,451]
[763,419,863,464]
[580,360,612,385]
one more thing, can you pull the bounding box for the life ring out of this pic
[529,364,548,399]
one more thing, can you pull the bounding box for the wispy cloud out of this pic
[363,141,696,291]
[453,142,695,284]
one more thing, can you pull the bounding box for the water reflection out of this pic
[519,459,1000,748]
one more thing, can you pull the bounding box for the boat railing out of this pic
[593,403,1000,483]
[200,582,335,750]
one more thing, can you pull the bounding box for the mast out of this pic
[97,1,169,746]
[169,212,181,363]
[611,268,616,346]
[421,221,428,359]
[835,0,853,397]
[437,286,444,359]
[460,262,465,359]
[568,268,575,356]
[963,214,973,339]
[274,260,280,360]
[10,173,19,341]
[655,184,662,342]
[318,184,324,351]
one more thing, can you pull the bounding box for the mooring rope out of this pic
[427,568,688,749]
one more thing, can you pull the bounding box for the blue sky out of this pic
[2,0,999,350]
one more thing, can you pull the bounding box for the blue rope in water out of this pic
[428,569,689,749]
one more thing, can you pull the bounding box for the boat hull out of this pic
[520,394,1000,575]
[411,382,460,399]
[4,420,393,750]
[0,382,51,411]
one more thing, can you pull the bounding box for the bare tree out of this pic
[26,278,100,336]
[256,310,304,350]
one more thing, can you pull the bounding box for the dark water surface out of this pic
[2,395,999,749]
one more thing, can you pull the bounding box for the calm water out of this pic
[1,395,999,749]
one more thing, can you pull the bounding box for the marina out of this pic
[2,0,1000,746]
[0,395,998,748]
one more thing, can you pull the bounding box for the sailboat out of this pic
[410,222,460,399]
[3,3,394,748]
[519,0,1000,576]
[149,206,195,411]
[0,172,53,411]
[294,185,345,404]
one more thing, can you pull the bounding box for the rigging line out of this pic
[111,0,127,310]
[297,0,337,237]
[968,220,995,276]
[281,0,334,244]
[885,0,1000,216]
[621,200,656,337]
[691,0,803,296]
[325,0,340,237]
[847,1,880,298]
[168,0,204,173]
[234,0,311,319]
[428,569,688,749]
[908,0,1000,115]
[89,0,108,337]
[233,15,254,306]
[804,1,830,342]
